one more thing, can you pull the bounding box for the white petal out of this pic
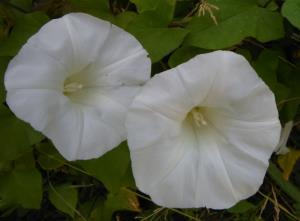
[5,44,66,91]
[60,13,112,72]
[67,86,137,140]
[42,103,83,160]
[43,105,123,161]
[126,50,281,209]
[27,15,75,73]
[67,19,151,87]
[6,89,69,131]
[178,51,278,121]
[75,107,124,160]
[5,13,151,161]
[92,24,151,86]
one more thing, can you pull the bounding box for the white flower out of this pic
[126,51,281,209]
[5,13,151,161]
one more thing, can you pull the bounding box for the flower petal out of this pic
[5,44,67,91]
[67,16,151,87]
[5,13,151,161]
[6,89,69,131]
[27,14,75,73]
[126,51,281,209]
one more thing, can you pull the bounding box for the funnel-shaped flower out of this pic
[126,51,281,209]
[5,13,151,161]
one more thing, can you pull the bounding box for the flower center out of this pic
[190,107,208,127]
[63,82,83,94]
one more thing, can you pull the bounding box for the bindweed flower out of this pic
[5,13,151,161]
[126,51,281,209]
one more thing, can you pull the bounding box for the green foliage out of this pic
[36,142,66,170]
[282,0,300,29]
[68,0,113,21]
[129,26,189,63]
[48,183,78,217]
[99,188,140,220]
[228,200,256,214]
[0,0,300,220]
[252,49,290,103]
[168,46,208,68]
[0,56,10,103]
[0,12,48,56]
[77,143,135,193]
[268,162,300,203]
[130,0,176,24]
[0,152,42,209]
[184,0,284,49]
[127,11,189,62]
[0,106,43,162]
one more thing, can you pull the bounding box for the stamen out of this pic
[63,82,83,93]
[191,107,207,127]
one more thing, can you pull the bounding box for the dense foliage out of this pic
[0,0,300,220]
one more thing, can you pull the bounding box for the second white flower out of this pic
[126,51,281,209]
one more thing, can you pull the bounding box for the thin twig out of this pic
[259,191,299,221]
[277,97,300,107]
[37,149,93,177]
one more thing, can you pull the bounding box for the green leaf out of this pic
[127,11,167,28]
[86,188,140,221]
[293,203,300,216]
[130,0,158,12]
[100,188,140,220]
[130,0,176,24]
[235,48,252,61]
[168,46,209,68]
[185,0,284,49]
[132,27,188,63]
[0,105,43,162]
[126,11,189,62]
[48,183,78,217]
[268,162,300,203]
[68,0,113,22]
[0,56,10,103]
[36,142,66,170]
[113,11,138,29]
[13,151,36,170]
[128,19,188,62]
[282,0,300,29]
[277,62,300,121]
[278,149,300,181]
[0,166,42,209]
[9,0,33,12]
[0,12,48,56]
[77,142,135,193]
[266,1,279,11]
[228,200,255,213]
[252,50,290,103]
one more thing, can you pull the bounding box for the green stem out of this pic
[268,162,300,203]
